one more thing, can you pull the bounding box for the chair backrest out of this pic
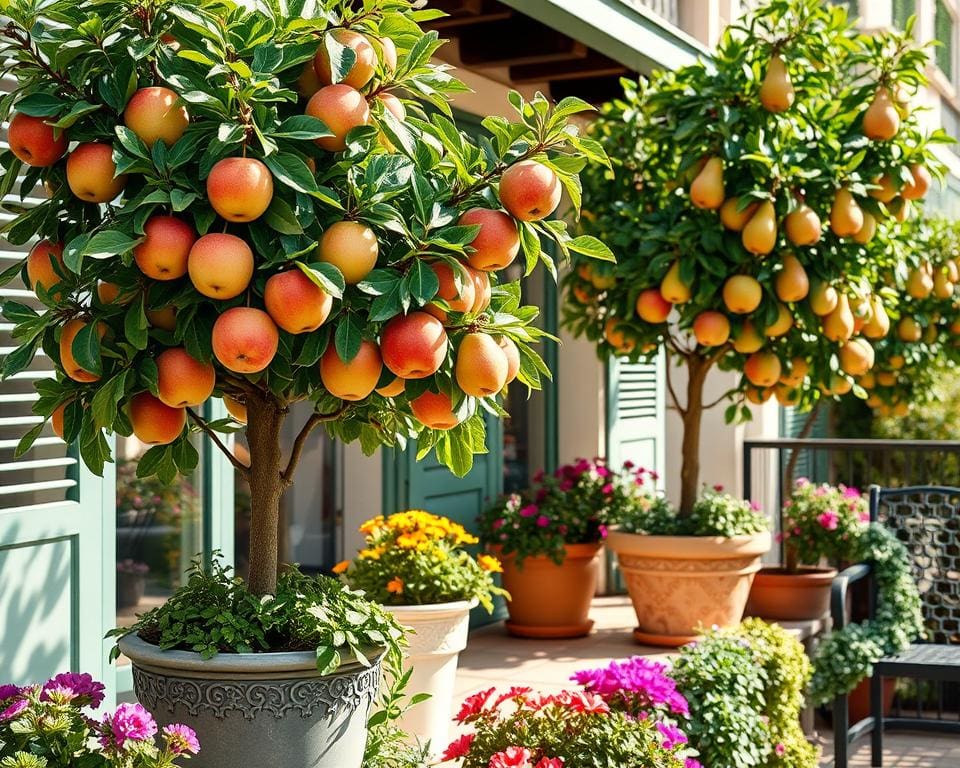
[870,485,960,644]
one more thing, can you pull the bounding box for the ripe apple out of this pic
[500,337,520,384]
[306,84,371,152]
[66,143,127,202]
[636,288,672,323]
[378,36,398,73]
[146,304,177,331]
[425,261,476,321]
[317,220,378,284]
[297,61,324,98]
[123,86,189,148]
[129,392,186,445]
[157,347,216,407]
[375,376,405,397]
[51,402,68,440]
[381,312,449,379]
[410,389,460,430]
[458,208,520,271]
[499,160,562,222]
[604,317,636,353]
[188,233,254,299]
[59,318,105,383]
[378,92,406,121]
[320,339,382,401]
[468,266,492,313]
[212,307,279,373]
[206,157,274,222]
[8,112,67,166]
[264,269,334,334]
[693,311,730,346]
[455,332,509,397]
[26,240,66,301]
[133,215,197,280]
[744,351,782,388]
[314,29,377,89]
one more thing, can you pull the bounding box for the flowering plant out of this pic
[336,510,507,610]
[478,459,656,564]
[779,479,868,572]
[0,672,199,767]
[619,486,768,538]
[570,656,689,722]
[442,686,694,768]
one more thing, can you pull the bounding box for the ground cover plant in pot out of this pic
[477,458,646,638]
[747,478,868,620]
[0,0,610,764]
[336,510,507,753]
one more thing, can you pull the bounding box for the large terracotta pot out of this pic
[494,542,602,639]
[383,599,476,756]
[746,565,838,621]
[607,529,771,647]
[847,677,897,723]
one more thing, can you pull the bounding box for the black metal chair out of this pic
[832,485,960,768]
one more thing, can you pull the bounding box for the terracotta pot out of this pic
[493,542,601,639]
[746,566,838,621]
[847,676,897,724]
[607,528,771,647]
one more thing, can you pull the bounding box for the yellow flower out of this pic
[386,577,404,594]
[359,546,384,560]
[478,554,503,573]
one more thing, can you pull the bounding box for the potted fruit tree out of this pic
[0,0,610,765]
[477,458,648,638]
[335,510,507,755]
[564,0,946,642]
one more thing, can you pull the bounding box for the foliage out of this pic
[810,523,925,704]
[779,477,868,570]
[337,509,507,610]
[477,459,654,565]
[442,687,695,768]
[0,674,198,767]
[618,486,768,537]
[107,558,405,673]
[362,654,429,768]
[670,619,817,768]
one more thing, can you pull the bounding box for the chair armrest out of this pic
[831,563,872,629]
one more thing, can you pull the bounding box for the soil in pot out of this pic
[746,565,838,621]
[494,542,601,639]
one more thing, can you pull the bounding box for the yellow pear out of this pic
[877,370,898,386]
[906,268,933,300]
[862,87,900,141]
[933,268,954,299]
[742,201,777,256]
[861,296,890,339]
[839,338,875,376]
[775,383,801,407]
[902,164,931,201]
[774,254,810,303]
[892,197,911,223]
[869,175,897,203]
[822,294,854,342]
[759,54,795,112]
[784,203,822,246]
[732,320,765,353]
[780,357,809,387]
[660,260,692,304]
[720,197,758,231]
[723,275,763,314]
[897,316,922,343]
[852,212,877,244]
[765,303,793,337]
[690,157,725,210]
[830,188,864,237]
[809,282,839,316]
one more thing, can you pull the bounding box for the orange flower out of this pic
[386,577,404,594]
[332,560,350,575]
[478,554,503,573]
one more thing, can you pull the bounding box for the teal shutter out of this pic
[605,352,665,474]
[893,0,915,30]
[779,406,829,485]
[0,108,115,692]
[935,0,955,80]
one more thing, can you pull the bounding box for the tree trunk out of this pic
[678,355,709,517]
[244,392,286,596]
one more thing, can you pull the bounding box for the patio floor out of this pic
[454,596,959,768]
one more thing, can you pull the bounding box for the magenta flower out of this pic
[559,479,574,492]
[489,746,533,767]
[775,742,786,756]
[0,698,28,721]
[519,504,539,518]
[712,484,724,492]
[163,723,201,755]
[100,703,157,750]
[456,687,495,723]
[817,510,839,531]
[571,656,689,716]
[42,672,105,708]
[534,758,564,768]
[536,515,551,528]
[656,721,689,749]
[685,759,704,768]
[0,684,20,702]
[598,524,608,539]
[596,466,610,478]
[842,485,861,498]
[601,483,614,495]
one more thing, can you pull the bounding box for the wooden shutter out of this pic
[605,352,665,475]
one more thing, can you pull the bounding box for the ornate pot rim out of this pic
[606,528,772,559]
[118,634,382,678]
[490,541,603,563]
[382,598,478,620]
[753,565,838,583]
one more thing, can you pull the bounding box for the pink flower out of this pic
[489,746,532,768]
[99,703,157,750]
[42,672,105,708]
[492,518,505,530]
[536,515,550,528]
[656,722,689,749]
[0,685,20,702]
[534,759,564,768]
[163,724,200,755]
[859,511,870,522]
[817,511,839,531]
[713,484,724,492]
[775,742,786,756]
[0,699,27,721]
[623,460,635,469]
[598,524,608,539]
[519,504,539,518]
[535,488,549,503]
[596,466,610,478]
[442,733,475,761]
[842,485,861,498]
[456,687,495,723]
[774,532,785,543]
[559,479,574,492]
[601,483,614,495]
[532,469,544,483]
[650,470,659,481]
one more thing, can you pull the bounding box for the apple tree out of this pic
[0,0,612,595]
[564,0,948,514]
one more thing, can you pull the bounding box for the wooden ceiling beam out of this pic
[457,19,588,68]
[425,0,513,31]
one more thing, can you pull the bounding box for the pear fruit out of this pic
[902,164,931,201]
[862,296,890,339]
[660,261,692,304]
[809,282,838,316]
[722,275,763,314]
[765,304,793,337]
[759,54,794,112]
[774,254,810,303]
[784,203,821,246]
[830,188,864,237]
[906,268,933,300]
[822,294,855,342]
[853,212,877,244]
[690,157,725,210]
[933,267,954,299]
[869,175,898,203]
[862,87,900,141]
[720,197,758,231]
[742,201,777,256]
[732,320,765,353]
[839,338,875,376]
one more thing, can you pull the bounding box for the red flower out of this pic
[489,746,532,767]
[493,686,533,708]
[552,690,610,714]
[441,733,475,761]
[534,759,564,768]
[456,687,496,723]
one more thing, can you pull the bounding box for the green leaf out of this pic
[136,445,171,479]
[568,235,615,262]
[264,197,303,234]
[403,259,439,305]
[297,261,344,299]
[316,646,341,675]
[519,221,541,276]
[170,189,199,212]
[14,93,64,117]
[271,115,333,140]
[15,423,45,458]
[83,230,141,260]
[49,101,101,129]
[124,296,149,350]
[323,32,357,84]
[262,152,318,194]
[114,125,150,160]
[71,322,102,377]
[334,315,363,363]
[91,371,129,429]
[172,438,199,473]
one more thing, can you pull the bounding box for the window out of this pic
[935,0,955,82]
[893,0,915,31]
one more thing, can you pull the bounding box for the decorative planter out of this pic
[847,676,897,723]
[746,565,838,621]
[118,634,382,768]
[383,599,477,754]
[116,571,146,609]
[607,529,771,647]
[494,542,602,639]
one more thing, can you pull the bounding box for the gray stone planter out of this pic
[118,634,382,768]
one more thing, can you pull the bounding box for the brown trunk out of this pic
[244,391,286,596]
[678,355,709,517]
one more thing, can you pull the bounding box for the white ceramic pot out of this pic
[383,599,477,754]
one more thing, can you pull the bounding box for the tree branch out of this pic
[186,408,249,478]
[280,404,350,485]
